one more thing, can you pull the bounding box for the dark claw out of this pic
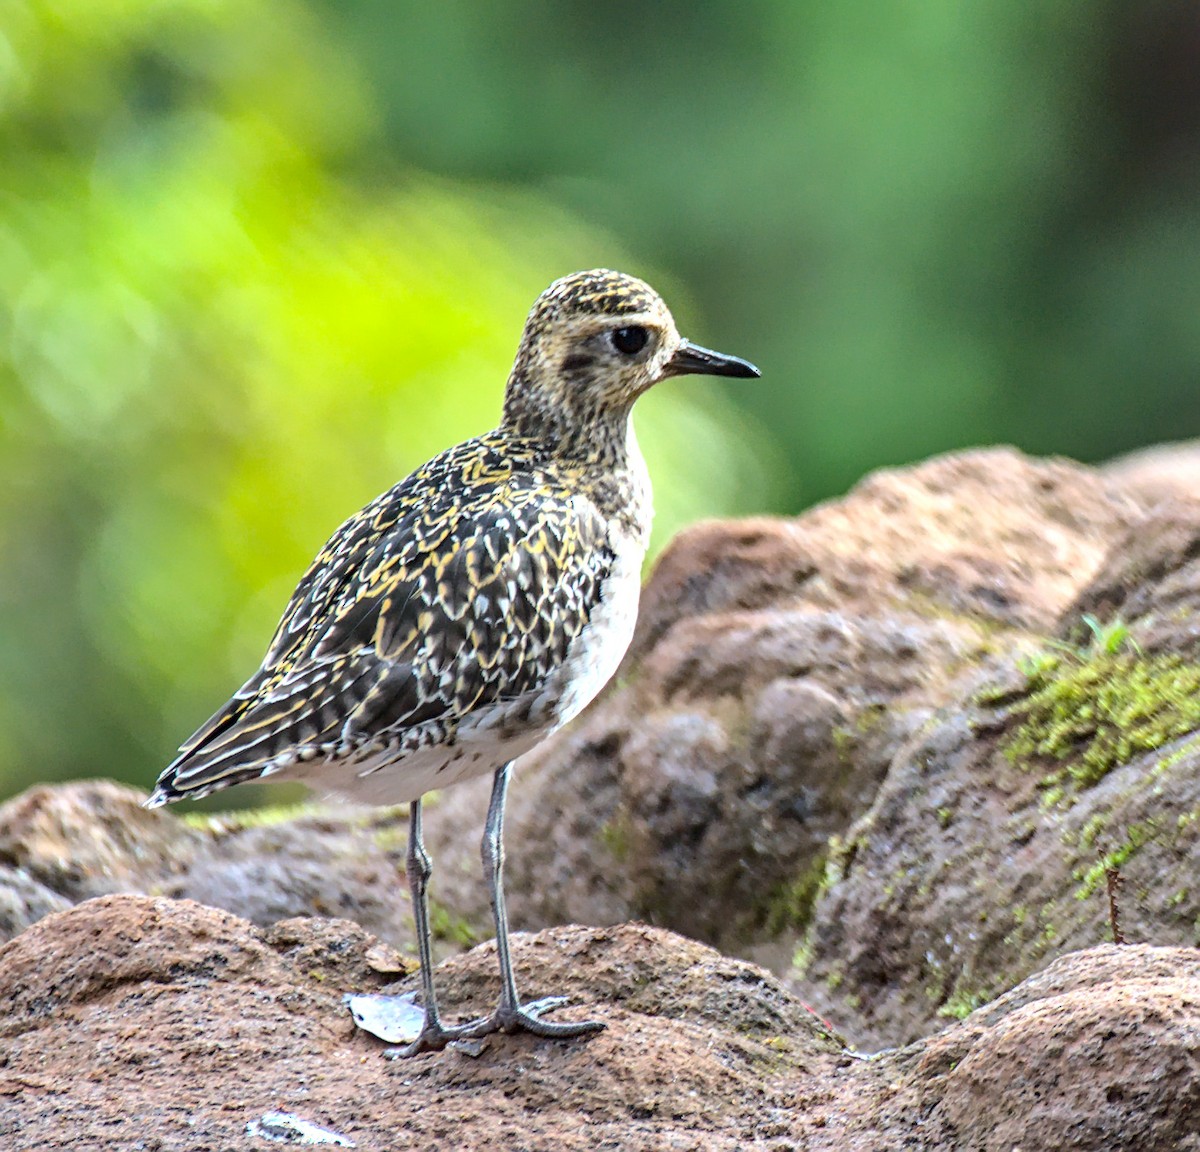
[490,996,605,1039]
[387,997,604,1056]
[383,1015,491,1059]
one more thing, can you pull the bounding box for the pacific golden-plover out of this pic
[147,269,760,1055]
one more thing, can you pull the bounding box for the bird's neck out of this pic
[575,419,653,546]
[500,392,652,544]
[501,375,635,471]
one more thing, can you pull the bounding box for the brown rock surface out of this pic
[5,444,1200,1066]
[0,780,203,904]
[0,865,70,943]
[1063,495,1200,655]
[1103,438,1200,507]
[426,447,1145,963]
[796,486,1200,1047]
[0,895,850,1150]
[162,806,420,952]
[0,781,435,954]
[798,704,1200,1048]
[0,895,1196,1150]
[916,943,1200,1149]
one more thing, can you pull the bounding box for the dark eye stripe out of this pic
[561,353,595,373]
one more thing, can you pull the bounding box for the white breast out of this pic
[537,538,644,731]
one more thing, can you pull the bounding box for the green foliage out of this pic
[937,985,992,1022]
[597,813,632,865]
[5,2,1200,804]
[327,2,1200,498]
[1078,614,1138,657]
[429,898,480,949]
[179,801,321,835]
[0,0,774,800]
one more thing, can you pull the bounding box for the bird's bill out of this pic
[663,339,761,380]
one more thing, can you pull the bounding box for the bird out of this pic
[146,268,760,1056]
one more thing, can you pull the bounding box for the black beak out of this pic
[663,339,761,380]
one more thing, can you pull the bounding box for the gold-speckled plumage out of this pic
[147,269,759,1054]
[153,435,616,802]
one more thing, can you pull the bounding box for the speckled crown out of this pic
[531,269,663,324]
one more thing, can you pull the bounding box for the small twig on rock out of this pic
[1105,864,1125,945]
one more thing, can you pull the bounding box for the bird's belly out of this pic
[535,544,642,730]
[293,722,546,806]
[285,547,643,808]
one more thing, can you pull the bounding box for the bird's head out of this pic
[502,269,759,453]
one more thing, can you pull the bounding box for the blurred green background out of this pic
[2,0,1199,802]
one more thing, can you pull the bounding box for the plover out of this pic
[147,269,760,1055]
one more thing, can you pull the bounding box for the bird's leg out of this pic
[389,798,486,1057]
[475,762,605,1040]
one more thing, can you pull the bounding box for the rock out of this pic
[5,444,1200,1064]
[0,779,202,906]
[634,447,1137,645]
[1103,438,1200,507]
[0,865,70,942]
[0,895,1195,1150]
[0,781,473,955]
[1063,496,1200,656]
[796,701,1200,1048]
[428,448,1142,960]
[163,807,422,952]
[794,481,1200,1047]
[915,944,1200,1150]
[0,895,845,1150]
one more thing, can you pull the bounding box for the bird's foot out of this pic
[383,1015,491,1059]
[383,998,603,1056]
[487,995,606,1039]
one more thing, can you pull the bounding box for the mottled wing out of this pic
[150,440,613,802]
[163,484,408,764]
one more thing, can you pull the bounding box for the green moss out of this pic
[824,832,859,880]
[761,851,829,937]
[1077,812,1109,851]
[789,834,856,978]
[598,812,633,863]
[428,899,480,948]
[999,641,1200,795]
[854,704,887,736]
[831,726,856,763]
[1073,820,1158,900]
[790,937,814,974]
[1153,734,1200,778]
[938,985,990,1021]
[180,800,320,832]
[1040,784,1066,810]
[370,821,409,853]
[1003,903,1048,950]
[936,806,953,829]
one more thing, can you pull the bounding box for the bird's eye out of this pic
[610,325,649,355]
